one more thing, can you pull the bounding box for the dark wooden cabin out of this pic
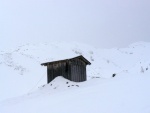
[41,55,91,83]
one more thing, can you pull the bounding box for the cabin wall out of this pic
[70,58,86,82]
[47,58,87,83]
[47,61,71,83]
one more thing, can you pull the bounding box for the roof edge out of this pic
[41,55,91,66]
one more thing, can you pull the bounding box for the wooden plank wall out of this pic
[47,58,87,83]
[47,61,71,83]
[70,58,86,82]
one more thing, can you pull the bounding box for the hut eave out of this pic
[41,55,91,66]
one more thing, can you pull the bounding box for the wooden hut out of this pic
[41,55,91,83]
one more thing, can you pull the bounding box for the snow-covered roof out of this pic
[41,55,91,66]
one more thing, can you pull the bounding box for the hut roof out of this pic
[41,55,91,66]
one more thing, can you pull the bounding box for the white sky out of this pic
[0,0,150,49]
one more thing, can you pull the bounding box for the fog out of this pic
[0,0,150,49]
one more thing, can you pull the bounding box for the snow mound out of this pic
[37,76,81,94]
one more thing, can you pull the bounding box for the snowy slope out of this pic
[0,41,150,100]
[0,41,150,113]
[1,74,150,113]
[0,41,96,101]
